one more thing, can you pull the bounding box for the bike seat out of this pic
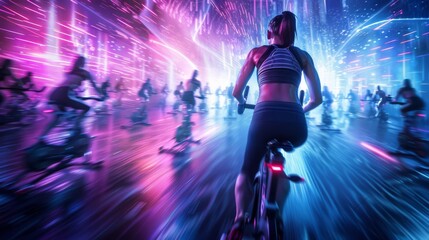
[267,140,294,152]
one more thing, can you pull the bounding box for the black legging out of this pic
[401,96,425,114]
[242,101,307,178]
[182,91,195,107]
[49,86,90,112]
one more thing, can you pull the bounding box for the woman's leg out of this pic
[234,122,266,221]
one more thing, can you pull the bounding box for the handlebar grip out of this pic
[238,86,250,115]
[238,103,245,115]
[299,90,304,106]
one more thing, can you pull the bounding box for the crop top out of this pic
[257,45,302,87]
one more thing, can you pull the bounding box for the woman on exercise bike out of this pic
[226,11,322,239]
[0,59,19,106]
[393,79,425,116]
[39,56,101,139]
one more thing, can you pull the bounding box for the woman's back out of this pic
[243,44,319,106]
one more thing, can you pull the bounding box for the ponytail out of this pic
[278,11,297,47]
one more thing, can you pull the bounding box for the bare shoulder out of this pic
[250,45,271,63]
[291,46,313,66]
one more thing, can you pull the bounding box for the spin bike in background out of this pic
[375,96,390,122]
[168,90,183,115]
[0,99,103,235]
[0,96,104,231]
[159,96,204,154]
[93,80,113,115]
[198,95,208,114]
[222,86,305,240]
[121,91,157,129]
[24,95,105,173]
[389,101,429,159]
[225,98,237,120]
[316,100,341,132]
[0,86,46,126]
[360,99,377,119]
[121,101,151,128]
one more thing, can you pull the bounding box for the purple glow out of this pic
[360,142,399,164]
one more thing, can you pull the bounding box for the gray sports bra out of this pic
[257,45,303,87]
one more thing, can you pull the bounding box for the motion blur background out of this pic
[1,0,428,117]
[2,1,429,240]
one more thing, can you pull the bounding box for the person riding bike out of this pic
[138,78,154,102]
[39,56,101,139]
[322,86,334,112]
[0,59,19,106]
[226,11,322,240]
[392,79,425,117]
[362,89,376,117]
[182,70,204,111]
[8,71,35,102]
[373,85,389,117]
[174,81,184,99]
[114,77,125,105]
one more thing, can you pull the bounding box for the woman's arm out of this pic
[233,48,257,104]
[301,50,322,113]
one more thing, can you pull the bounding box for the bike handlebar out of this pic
[389,101,406,105]
[77,96,106,101]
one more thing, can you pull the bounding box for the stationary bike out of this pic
[223,86,305,240]
[170,94,183,114]
[93,82,112,115]
[159,97,203,154]
[376,98,390,122]
[198,95,208,114]
[317,100,341,132]
[121,103,150,128]
[360,99,376,118]
[0,86,46,126]
[389,101,429,158]
[23,96,104,175]
[224,97,237,120]
[121,95,155,129]
[0,125,100,237]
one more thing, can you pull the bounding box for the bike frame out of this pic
[252,140,294,239]
[238,86,304,239]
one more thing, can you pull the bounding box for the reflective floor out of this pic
[1,98,429,240]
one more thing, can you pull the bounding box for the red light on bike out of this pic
[43,109,54,113]
[268,164,284,172]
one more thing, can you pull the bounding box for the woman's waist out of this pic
[254,101,303,113]
[258,84,299,103]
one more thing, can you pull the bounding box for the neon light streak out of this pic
[192,5,211,41]
[2,6,30,20]
[149,39,197,69]
[379,57,391,61]
[374,19,393,30]
[398,52,411,56]
[384,39,397,44]
[46,0,59,59]
[360,142,398,163]
[403,31,416,36]
[400,39,415,44]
